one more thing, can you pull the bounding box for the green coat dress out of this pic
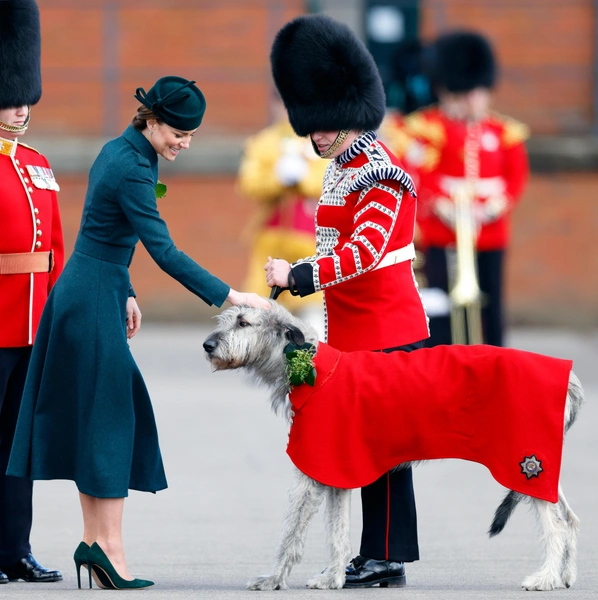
[7,125,230,497]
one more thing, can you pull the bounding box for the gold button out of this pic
[36,230,42,237]
[28,187,33,193]
[36,219,41,226]
[20,168,25,173]
[15,159,20,165]
[34,208,39,215]
[24,177,29,183]
[35,241,41,249]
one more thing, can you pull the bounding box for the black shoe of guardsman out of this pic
[343,555,406,588]
[0,553,63,582]
[0,569,8,583]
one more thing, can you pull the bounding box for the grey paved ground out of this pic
[3,324,597,599]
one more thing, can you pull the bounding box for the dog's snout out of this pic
[203,335,218,354]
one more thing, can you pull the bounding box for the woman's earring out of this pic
[149,129,154,136]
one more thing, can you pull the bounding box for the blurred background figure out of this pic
[238,93,328,339]
[0,0,63,584]
[388,38,435,116]
[385,31,529,346]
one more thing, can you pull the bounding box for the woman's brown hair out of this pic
[131,105,164,131]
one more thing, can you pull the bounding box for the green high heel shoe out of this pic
[74,542,113,589]
[87,543,154,590]
[73,542,89,589]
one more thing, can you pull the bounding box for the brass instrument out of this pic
[449,183,483,344]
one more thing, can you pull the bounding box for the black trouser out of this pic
[359,340,423,563]
[0,347,33,565]
[425,247,505,347]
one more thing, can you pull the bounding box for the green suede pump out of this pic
[74,541,114,589]
[73,542,90,589]
[87,543,154,590]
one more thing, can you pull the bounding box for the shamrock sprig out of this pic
[155,181,167,199]
[284,342,317,387]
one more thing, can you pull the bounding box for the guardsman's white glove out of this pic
[434,197,456,228]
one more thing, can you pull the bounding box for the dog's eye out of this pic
[238,320,251,328]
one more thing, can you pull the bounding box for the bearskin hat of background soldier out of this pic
[429,31,496,93]
[0,0,42,109]
[270,14,386,137]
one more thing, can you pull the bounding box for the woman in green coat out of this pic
[7,76,270,589]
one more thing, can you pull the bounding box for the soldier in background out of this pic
[384,31,529,346]
[238,94,328,339]
[0,0,63,584]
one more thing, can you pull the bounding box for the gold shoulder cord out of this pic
[319,129,350,158]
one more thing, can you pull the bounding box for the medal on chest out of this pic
[26,165,60,191]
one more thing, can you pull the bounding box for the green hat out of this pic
[134,76,206,130]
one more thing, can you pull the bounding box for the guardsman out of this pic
[0,0,64,583]
[265,14,429,588]
[238,94,328,338]
[384,31,529,346]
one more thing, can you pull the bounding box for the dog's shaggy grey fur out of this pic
[203,301,584,591]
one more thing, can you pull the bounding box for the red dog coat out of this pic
[287,343,572,502]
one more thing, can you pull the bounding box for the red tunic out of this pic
[291,131,429,351]
[287,342,572,502]
[0,137,64,347]
[385,107,529,251]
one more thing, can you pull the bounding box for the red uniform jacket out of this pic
[291,131,429,351]
[0,137,64,347]
[287,342,572,502]
[385,107,529,251]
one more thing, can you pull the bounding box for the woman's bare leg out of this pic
[79,492,133,580]
[79,492,98,546]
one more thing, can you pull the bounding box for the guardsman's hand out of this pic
[264,256,291,288]
[433,197,456,229]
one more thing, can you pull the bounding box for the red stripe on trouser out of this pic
[386,473,390,560]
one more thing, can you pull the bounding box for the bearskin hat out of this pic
[270,14,386,137]
[0,0,42,109]
[429,31,496,93]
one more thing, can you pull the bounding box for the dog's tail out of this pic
[488,490,521,537]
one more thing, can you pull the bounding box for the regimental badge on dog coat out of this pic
[287,343,572,503]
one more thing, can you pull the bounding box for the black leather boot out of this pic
[0,553,63,583]
[344,555,406,588]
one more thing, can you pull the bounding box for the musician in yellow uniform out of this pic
[383,31,529,346]
[238,96,328,337]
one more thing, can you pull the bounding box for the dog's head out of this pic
[204,300,318,418]
[203,300,317,373]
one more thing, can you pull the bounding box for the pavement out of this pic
[2,323,597,599]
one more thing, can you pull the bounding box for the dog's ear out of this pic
[285,325,305,347]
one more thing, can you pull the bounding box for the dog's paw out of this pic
[561,562,577,588]
[522,572,565,591]
[306,570,345,590]
[246,575,289,591]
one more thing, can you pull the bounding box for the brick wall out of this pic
[421,0,595,135]
[55,172,598,326]
[507,172,598,326]
[36,0,304,137]
[35,0,596,137]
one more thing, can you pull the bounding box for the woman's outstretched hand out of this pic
[226,289,271,310]
[126,296,142,338]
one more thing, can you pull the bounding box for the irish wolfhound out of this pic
[203,301,583,591]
